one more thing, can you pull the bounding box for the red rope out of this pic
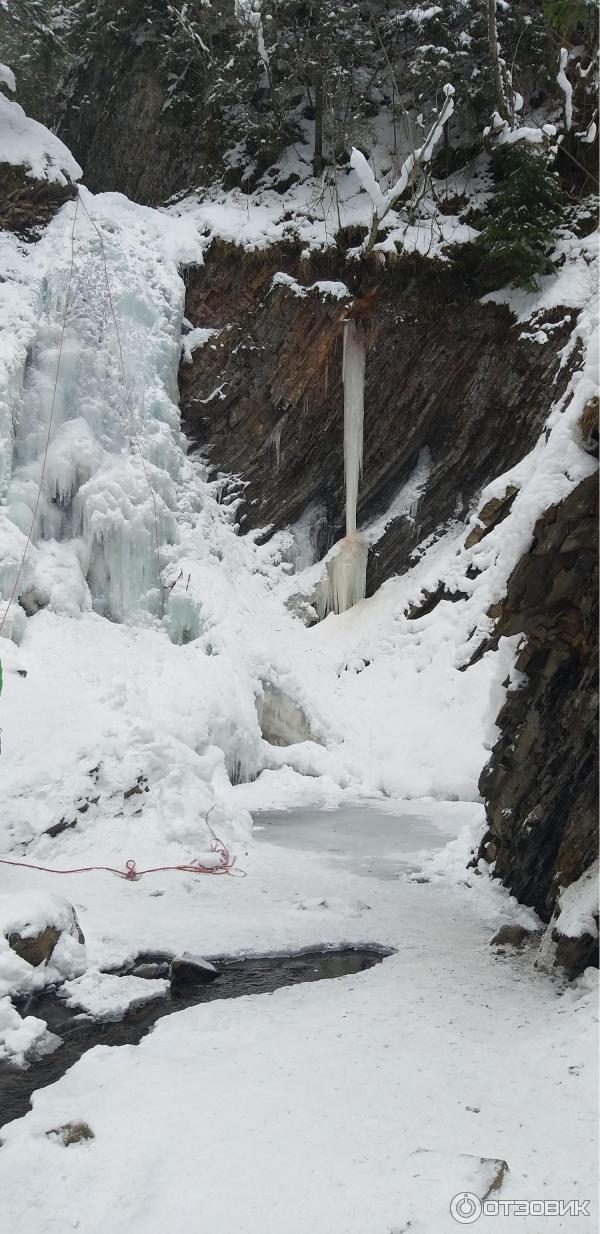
[0,840,245,881]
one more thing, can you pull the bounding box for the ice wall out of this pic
[1,194,186,625]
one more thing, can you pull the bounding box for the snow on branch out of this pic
[349,150,387,217]
[557,48,573,132]
[0,63,16,93]
[350,85,455,255]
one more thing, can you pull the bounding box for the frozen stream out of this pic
[254,799,460,880]
[0,797,596,1234]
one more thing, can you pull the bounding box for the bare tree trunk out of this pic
[313,71,324,176]
[487,0,510,122]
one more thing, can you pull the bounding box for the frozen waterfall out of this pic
[318,318,368,616]
[342,319,365,537]
[0,195,185,629]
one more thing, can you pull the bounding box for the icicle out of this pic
[326,534,368,614]
[342,319,365,536]
[320,317,368,616]
[266,417,284,471]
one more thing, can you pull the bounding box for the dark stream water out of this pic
[0,947,386,1130]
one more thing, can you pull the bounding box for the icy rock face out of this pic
[258,684,318,747]
[478,473,598,973]
[1,196,184,626]
[180,248,574,594]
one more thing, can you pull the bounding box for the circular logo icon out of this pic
[450,1192,482,1224]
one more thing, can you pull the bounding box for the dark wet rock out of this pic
[8,925,63,968]
[491,924,541,949]
[0,163,77,236]
[478,473,598,975]
[132,962,171,979]
[170,954,220,993]
[52,11,215,205]
[124,774,149,800]
[479,830,498,864]
[578,396,599,458]
[406,581,469,620]
[44,816,78,839]
[180,246,571,596]
[464,485,519,549]
[7,906,85,966]
[551,927,599,977]
[46,1121,94,1146]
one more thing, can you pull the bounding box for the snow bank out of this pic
[554,860,599,940]
[0,996,60,1068]
[0,892,87,1000]
[0,92,81,184]
[271,272,350,301]
[0,890,82,942]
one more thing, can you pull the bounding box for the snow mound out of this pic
[0,995,60,1068]
[59,969,169,1021]
[0,92,81,184]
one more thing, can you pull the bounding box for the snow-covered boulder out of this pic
[170,953,219,992]
[0,91,81,186]
[1,892,85,970]
[0,89,81,234]
[0,995,61,1068]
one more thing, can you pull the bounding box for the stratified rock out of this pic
[0,163,77,235]
[406,581,469,620]
[180,246,572,597]
[464,485,519,549]
[478,473,598,976]
[170,954,219,993]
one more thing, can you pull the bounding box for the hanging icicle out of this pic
[342,319,365,537]
[319,315,368,617]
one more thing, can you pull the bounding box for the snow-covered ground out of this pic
[0,801,597,1234]
[0,98,598,1232]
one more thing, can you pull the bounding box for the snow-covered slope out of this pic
[0,166,597,859]
[0,83,597,1234]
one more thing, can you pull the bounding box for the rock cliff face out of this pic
[181,245,598,975]
[0,164,76,234]
[180,245,571,591]
[56,44,208,206]
[478,472,599,973]
[50,3,227,205]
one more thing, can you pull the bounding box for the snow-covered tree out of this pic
[477,140,563,289]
